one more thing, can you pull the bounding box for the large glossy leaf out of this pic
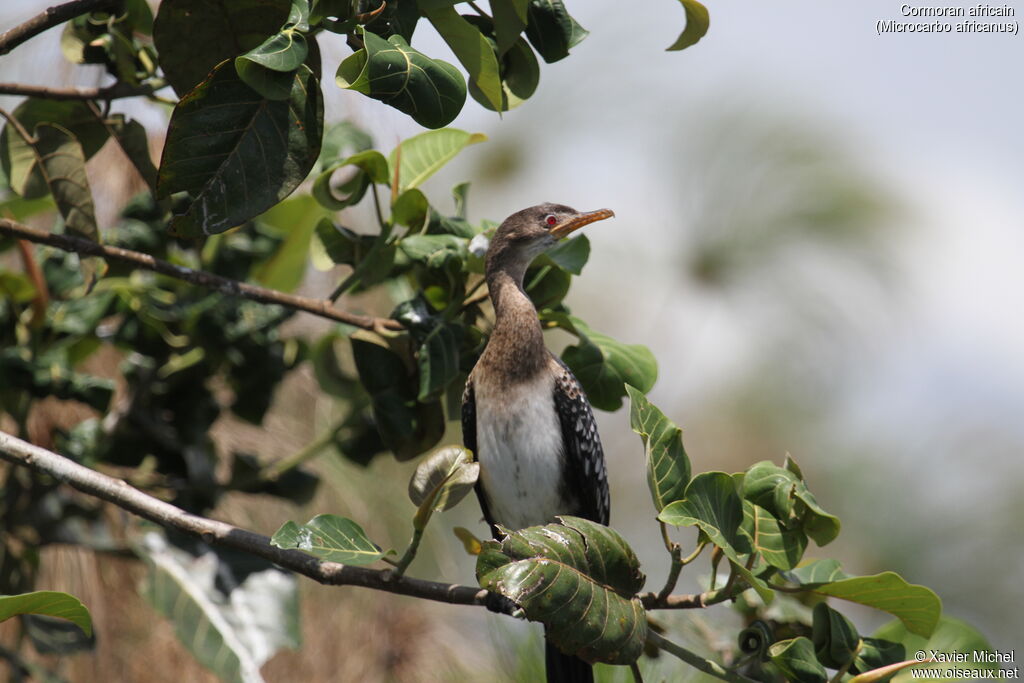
[873,616,997,681]
[140,533,299,683]
[658,472,772,600]
[0,99,108,199]
[781,560,942,637]
[741,501,807,570]
[388,129,487,193]
[524,0,588,63]
[157,61,323,236]
[271,514,384,565]
[0,591,92,637]
[560,316,657,411]
[408,445,479,529]
[626,385,690,512]
[742,460,840,546]
[154,0,291,96]
[351,336,445,460]
[667,0,710,51]
[768,637,828,683]
[336,29,466,129]
[252,195,331,292]
[477,516,647,665]
[420,3,504,111]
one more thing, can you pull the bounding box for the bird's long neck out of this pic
[480,265,548,382]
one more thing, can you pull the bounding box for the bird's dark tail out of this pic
[545,638,593,683]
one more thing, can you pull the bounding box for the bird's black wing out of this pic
[551,357,610,526]
[462,378,501,538]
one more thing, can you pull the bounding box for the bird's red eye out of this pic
[545,215,557,227]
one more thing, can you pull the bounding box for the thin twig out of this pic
[0,430,502,612]
[645,631,754,683]
[0,107,36,145]
[0,218,404,332]
[0,82,157,102]
[0,0,115,56]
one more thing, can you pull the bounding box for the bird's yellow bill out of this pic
[550,208,615,239]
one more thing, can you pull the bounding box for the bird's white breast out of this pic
[475,371,565,530]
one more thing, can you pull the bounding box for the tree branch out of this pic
[0,219,403,332]
[0,81,158,102]
[0,429,502,611]
[0,428,715,620]
[0,0,116,56]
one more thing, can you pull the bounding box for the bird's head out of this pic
[486,203,615,278]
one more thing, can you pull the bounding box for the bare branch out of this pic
[0,218,404,332]
[0,430,500,611]
[0,0,115,56]
[0,81,158,102]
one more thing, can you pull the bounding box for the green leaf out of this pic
[658,472,772,601]
[391,188,430,228]
[768,637,828,683]
[399,234,467,263]
[625,385,690,512]
[742,501,807,570]
[104,115,159,191]
[742,460,840,546]
[389,128,487,193]
[408,445,479,528]
[477,516,647,665]
[336,29,466,129]
[317,121,373,171]
[0,591,92,637]
[465,15,540,111]
[668,0,710,51]
[416,322,462,402]
[0,99,108,199]
[873,616,996,681]
[313,219,374,266]
[491,0,530,55]
[235,1,311,100]
[781,560,942,637]
[253,194,330,292]
[157,61,323,236]
[140,534,299,683]
[154,0,292,96]
[312,150,388,210]
[271,514,384,565]
[30,124,98,240]
[545,234,590,274]
[0,194,54,221]
[560,316,658,411]
[351,336,445,460]
[524,0,588,63]
[811,602,860,669]
[421,4,504,111]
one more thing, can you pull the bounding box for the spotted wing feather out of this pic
[551,357,610,525]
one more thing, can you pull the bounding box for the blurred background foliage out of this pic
[1,0,1021,681]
